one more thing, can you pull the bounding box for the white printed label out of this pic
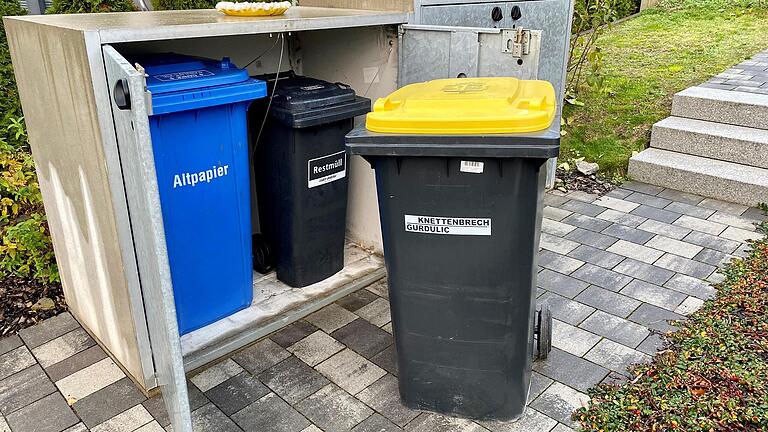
[460,160,484,173]
[154,70,214,82]
[308,151,347,189]
[404,215,491,236]
[173,164,229,189]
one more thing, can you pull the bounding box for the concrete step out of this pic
[672,86,768,130]
[628,148,768,207]
[651,117,768,169]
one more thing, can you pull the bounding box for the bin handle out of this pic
[113,79,131,110]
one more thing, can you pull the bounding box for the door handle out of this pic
[113,78,131,110]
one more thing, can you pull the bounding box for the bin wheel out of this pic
[535,306,553,360]
[252,234,275,274]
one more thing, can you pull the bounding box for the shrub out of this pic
[47,0,135,14]
[153,0,284,10]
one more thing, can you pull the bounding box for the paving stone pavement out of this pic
[0,183,764,432]
[702,49,768,94]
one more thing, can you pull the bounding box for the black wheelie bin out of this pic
[250,73,371,287]
[345,77,557,420]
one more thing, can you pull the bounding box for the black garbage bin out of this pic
[250,73,371,287]
[345,77,558,420]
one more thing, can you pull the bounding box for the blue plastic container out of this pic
[141,54,267,334]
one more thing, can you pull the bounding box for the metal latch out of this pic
[502,28,531,57]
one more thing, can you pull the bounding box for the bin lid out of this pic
[365,77,556,134]
[258,75,371,128]
[136,53,267,115]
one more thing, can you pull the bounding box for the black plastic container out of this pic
[250,74,370,287]
[346,127,559,420]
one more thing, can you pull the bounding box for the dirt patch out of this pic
[0,277,67,336]
[555,168,617,195]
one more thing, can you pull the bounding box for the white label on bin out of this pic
[404,215,491,236]
[154,70,214,82]
[460,160,484,173]
[173,164,230,189]
[308,151,346,189]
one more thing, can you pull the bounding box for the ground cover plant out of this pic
[562,0,768,175]
[576,217,768,431]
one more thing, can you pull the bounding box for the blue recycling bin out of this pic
[141,54,267,334]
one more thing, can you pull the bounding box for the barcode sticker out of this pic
[460,160,484,173]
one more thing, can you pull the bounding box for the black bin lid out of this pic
[258,74,372,128]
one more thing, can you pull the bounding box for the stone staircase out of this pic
[629,85,768,206]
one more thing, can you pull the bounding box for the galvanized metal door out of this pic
[102,45,192,432]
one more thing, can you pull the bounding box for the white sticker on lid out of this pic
[154,70,214,82]
[460,160,484,173]
[404,215,491,236]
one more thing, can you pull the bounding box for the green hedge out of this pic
[574,0,641,32]
[47,0,135,14]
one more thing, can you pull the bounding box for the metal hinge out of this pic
[502,28,531,57]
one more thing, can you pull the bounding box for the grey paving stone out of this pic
[624,192,672,209]
[537,269,588,298]
[621,279,687,311]
[636,219,691,240]
[601,371,630,386]
[62,422,88,432]
[675,296,705,315]
[564,228,618,250]
[722,226,763,243]
[73,377,147,428]
[541,219,577,237]
[565,190,599,203]
[233,338,292,375]
[32,328,95,369]
[481,407,557,432]
[584,339,651,375]
[258,356,329,404]
[289,330,345,367]
[306,304,359,333]
[540,232,581,255]
[579,310,650,348]
[742,207,768,221]
[601,224,655,245]
[332,319,393,359]
[674,215,727,236]
[645,235,703,259]
[539,252,586,277]
[698,198,749,216]
[233,393,310,431]
[18,312,80,349]
[205,372,270,416]
[528,371,553,403]
[352,414,401,432]
[315,349,386,395]
[370,345,398,377]
[664,201,716,219]
[636,333,667,356]
[532,348,609,392]
[562,213,612,232]
[190,359,243,393]
[0,346,36,381]
[613,258,675,285]
[144,382,208,427]
[45,344,107,382]
[366,278,390,299]
[269,320,319,348]
[355,298,392,328]
[184,403,244,432]
[560,200,605,217]
[551,424,577,432]
[655,253,716,279]
[543,206,573,222]
[574,286,641,318]
[595,209,647,228]
[296,384,373,432]
[656,188,704,206]
[6,392,78,432]
[568,245,624,269]
[708,271,726,284]
[405,413,486,432]
[552,320,601,357]
[336,290,380,313]
[630,204,681,224]
[607,239,664,264]
[357,375,419,427]
[693,248,734,268]
[606,188,632,199]
[620,181,664,196]
[571,264,632,292]
[682,230,741,254]
[0,365,57,416]
[629,304,685,333]
[529,382,590,428]
[543,193,569,208]
[538,292,595,325]
[663,274,716,300]
[0,335,22,357]
[708,212,760,231]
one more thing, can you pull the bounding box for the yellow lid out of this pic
[366,77,556,135]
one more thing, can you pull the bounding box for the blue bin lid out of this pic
[136,53,267,115]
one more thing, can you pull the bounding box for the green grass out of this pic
[561,0,768,175]
[576,220,768,431]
